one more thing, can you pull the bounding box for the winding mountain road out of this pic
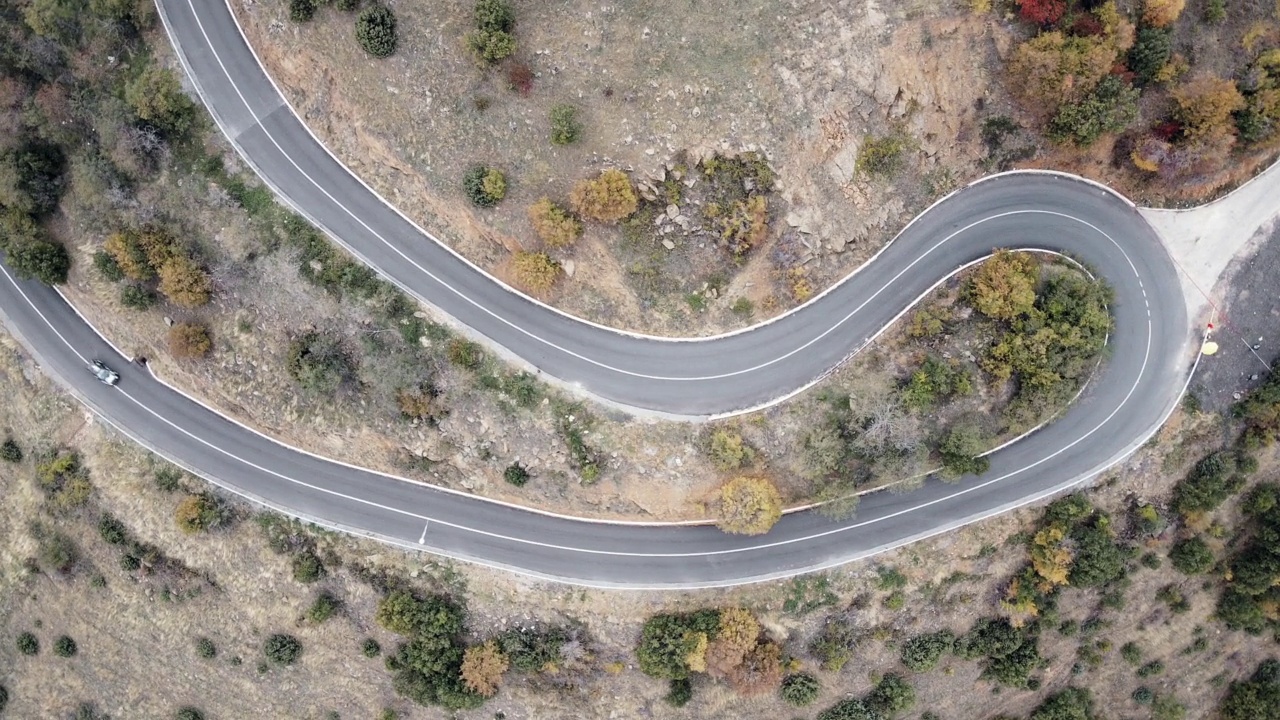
[0,0,1199,588]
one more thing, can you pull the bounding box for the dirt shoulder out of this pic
[1,328,1274,719]
[230,1,1008,337]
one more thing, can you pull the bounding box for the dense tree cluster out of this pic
[637,607,782,703]
[974,256,1113,425]
[1217,481,1280,634]
[1217,659,1280,720]
[377,590,483,710]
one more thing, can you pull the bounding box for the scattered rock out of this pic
[661,239,676,250]
[562,259,576,277]
[666,204,680,218]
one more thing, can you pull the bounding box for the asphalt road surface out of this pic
[0,0,1195,588]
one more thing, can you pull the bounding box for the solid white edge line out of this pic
[0,251,1169,563]
[0,1,1198,584]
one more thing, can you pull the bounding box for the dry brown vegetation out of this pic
[0,322,1277,718]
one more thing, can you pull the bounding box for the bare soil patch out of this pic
[231,1,1007,336]
[0,332,1273,719]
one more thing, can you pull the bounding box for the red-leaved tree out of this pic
[1018,0,1066,25]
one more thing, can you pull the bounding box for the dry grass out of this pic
[230,3,1005,337]
[0,326,1274,718]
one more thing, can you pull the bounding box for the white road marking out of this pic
[0,257,1161,560]
[181,0,1142,384]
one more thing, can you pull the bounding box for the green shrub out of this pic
[16,631,39,655]
[550,105,582,145]
[1169,536,1214,574]
[196,637,216,659]
[97,514,128,545]
[1217,659,1280,720]
[463,165,507,207]
[174,493,225,534]
[447,338,485,369]
[38,531,79,574]
[307,591,342,623]
[1128,27,1172,84]
[362,637,381,658]
[120,284,158,310]
[809,616,858,671]
[175,708,204,720]
[0,683,6,714]
[93,250,124,281]
[468,29,516,63]
[289,0,316,22]
[154,466,183,492]
[1242,484,1278,516]
[939,421,991,478]
[866,673,916,716]
[817,698,877,720]
[6,239,71,285]
[664,678,692,707]
[495,626,566,673]
[1137,660,1165,678]
[337,0,360,9]
[287,331,355,393]
[0,438,22,463]
[1173,451,1246,515]
[264,633,302,665]
[1152,694,1186,720]
[503,462,530,486]
[53,635,77,657]
[356,5,398,57]
[1047,75,1139,146]
[780,672,821,706]
[375,590,465,638]
[1030,687,1093,720]
[474,0,514,31]
[1133,687,1155,705]
[636,609,720,679]
[857,130,911,176]
[292,550,326,583]
[468,0,516,63]
[901,629,955,672]
[706,429,754,471]
[120,553,141,571]
[1120,641,1143,665]
[1067,517,1128,587]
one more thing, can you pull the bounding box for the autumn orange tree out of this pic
[167,322,212,359]
[705,608,760,677]
[727,641,784,696]
[1171,74,1245,142]
[460,640,509,697]
[1007,31,1121,109]
[158,255,212,307]
[174,493,222,534]
[570,169,637,223]
[527,198,582,248]
[717,476,783,535]
[512,251,561,292]
[1141,0,1185,27]
[966,250,1037,321]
